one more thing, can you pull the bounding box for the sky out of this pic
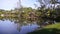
[0,0,60,10]
[0,0,38,10]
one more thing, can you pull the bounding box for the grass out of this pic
[28,23,60,34]
[44,23,60,29]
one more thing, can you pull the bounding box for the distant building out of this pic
[28,12,38,21]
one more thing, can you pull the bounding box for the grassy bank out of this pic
[28,23,60,34]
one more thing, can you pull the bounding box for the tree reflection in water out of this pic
[0,16,56,32]
[0,17,41,32]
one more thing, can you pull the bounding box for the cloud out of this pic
[0,0,37,10]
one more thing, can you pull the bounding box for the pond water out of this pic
[0,17,40,34]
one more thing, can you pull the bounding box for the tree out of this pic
[37,0,60,24]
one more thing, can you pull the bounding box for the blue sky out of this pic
[0,0,60,10]
[0,0,38,10]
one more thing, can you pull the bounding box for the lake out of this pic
[0,17,40,34]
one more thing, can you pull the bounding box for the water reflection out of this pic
[0,17,40,34]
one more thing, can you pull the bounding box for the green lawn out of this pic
[44,23,60,29]
[28,23,60,34]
